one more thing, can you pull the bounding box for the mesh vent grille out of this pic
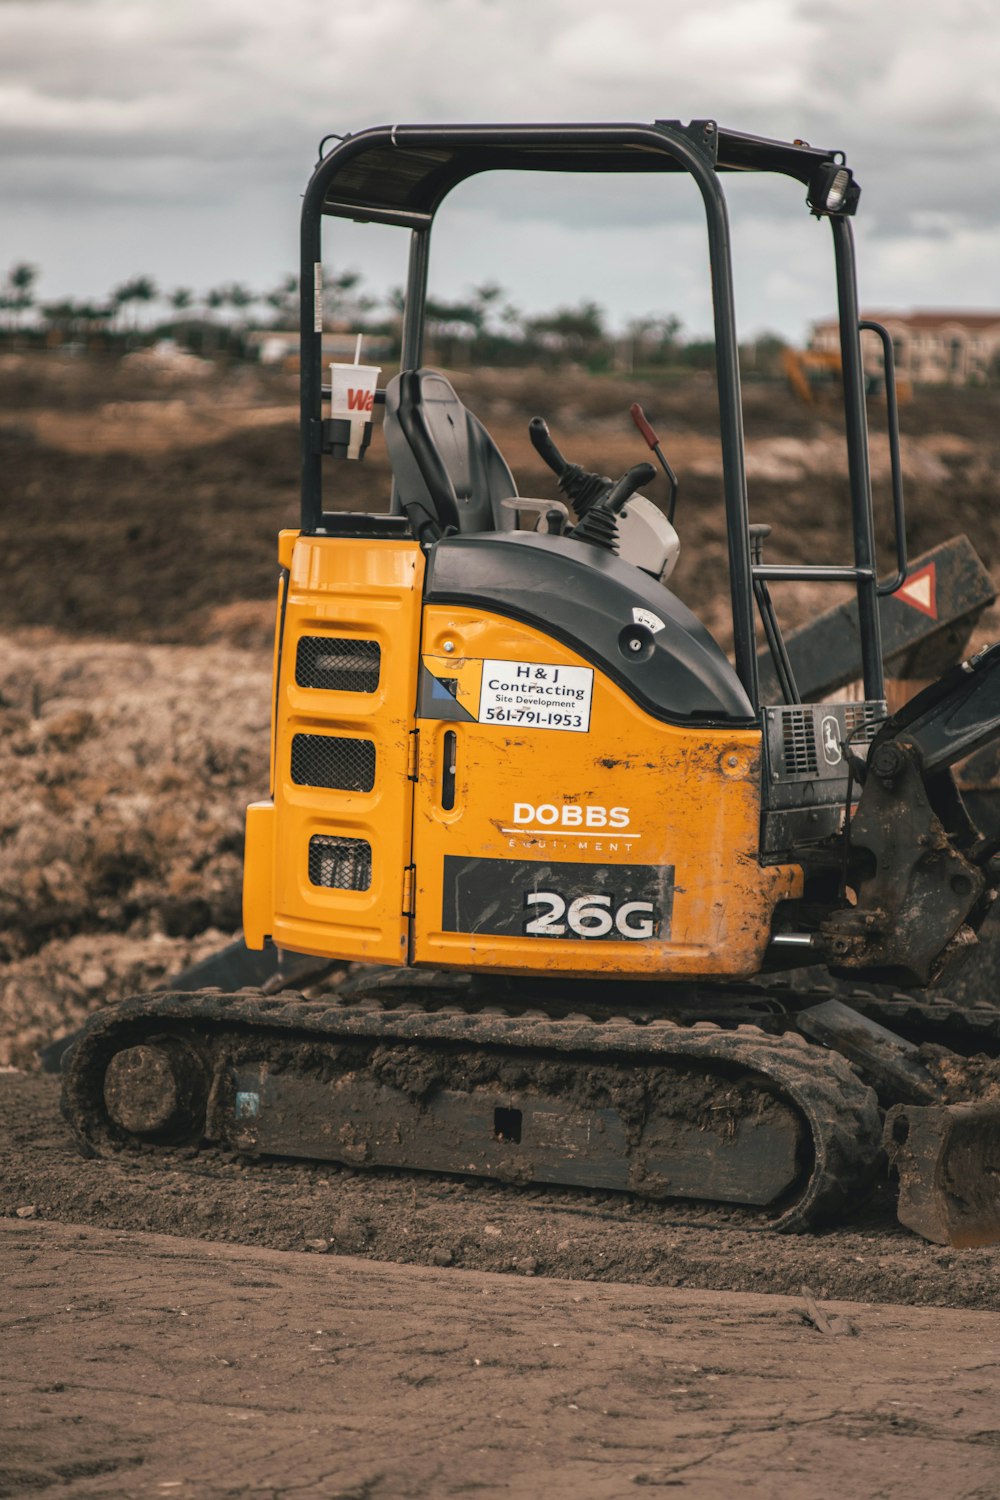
[844,702,885,741]
[308,835,372,891]
[780,709,819,776]
[296,637,381,693]
[291,734,376,792]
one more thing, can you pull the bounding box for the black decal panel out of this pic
[442,856,674,941]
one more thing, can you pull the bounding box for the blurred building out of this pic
[246,330,393,366]
[810,311,1000,386]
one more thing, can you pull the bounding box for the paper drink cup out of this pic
[330,362,381,459]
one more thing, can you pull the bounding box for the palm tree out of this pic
[165,287,195,347]
[39,298,111,345]
[201,286,229,354]
[265,274,298,327]
[322,267,376,328]
[221,281,256,328]
[110,275,158,343]
[623,313,683,373]
[470,281,503,330]
[523,301,611,367]
[0,262,38,334]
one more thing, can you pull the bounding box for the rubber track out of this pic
[62,988,883,1234]
[834,992,1000,1056]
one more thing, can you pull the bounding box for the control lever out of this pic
[528,416,568,476]
[630,405,679,524]
[604,462,657,514]
[568,461,656,553]
[528,415,611,515]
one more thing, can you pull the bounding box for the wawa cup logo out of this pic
[329,361,381,458]
[344,385,374,412]
[329,361,380,416]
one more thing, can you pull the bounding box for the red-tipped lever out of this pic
[630,403,679,525]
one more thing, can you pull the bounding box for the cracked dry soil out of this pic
[4,1213,1000,1500]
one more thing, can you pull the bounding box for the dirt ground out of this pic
[3,350,1000,1492]
[5,1218,1000,1500]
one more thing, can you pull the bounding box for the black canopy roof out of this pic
[314,121,848,229]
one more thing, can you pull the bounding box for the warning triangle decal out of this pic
[895,562,937,619]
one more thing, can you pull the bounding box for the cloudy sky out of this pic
[2,0,998,341]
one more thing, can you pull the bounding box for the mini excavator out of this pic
[64,122,1000,1244]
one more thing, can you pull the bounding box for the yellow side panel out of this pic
[243,800,276,947]
[412,606,801,979]
[243,534,424,964]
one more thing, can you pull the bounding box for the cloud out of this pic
[552,0,825,108]
[1,0,998,337]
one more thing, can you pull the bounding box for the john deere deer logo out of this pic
[821,715,842,767]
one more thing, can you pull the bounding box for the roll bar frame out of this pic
[298,119,886,710]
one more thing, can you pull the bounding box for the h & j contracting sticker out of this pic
[419,656,593,733]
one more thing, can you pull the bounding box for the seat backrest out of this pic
[383,369,517,537]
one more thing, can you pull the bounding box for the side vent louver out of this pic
[844,702,883,741]
[309,835,372,891]
[780,708,819,777]
[296,637,381,693]
[291,734,376,792]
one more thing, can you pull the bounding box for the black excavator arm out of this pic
[820,642,1000,984]
[872,641,1000,779]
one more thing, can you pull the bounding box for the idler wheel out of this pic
[103,1038,208,1140]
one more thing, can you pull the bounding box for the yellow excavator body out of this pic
[244,531,801,977]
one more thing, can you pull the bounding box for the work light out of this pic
[807,161,860,216]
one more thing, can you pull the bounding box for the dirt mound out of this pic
[0,632,269,1066]
[2,354,998,650]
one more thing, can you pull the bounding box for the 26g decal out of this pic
[524,891,658,940]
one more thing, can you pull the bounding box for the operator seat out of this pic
[383,369,518,540]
